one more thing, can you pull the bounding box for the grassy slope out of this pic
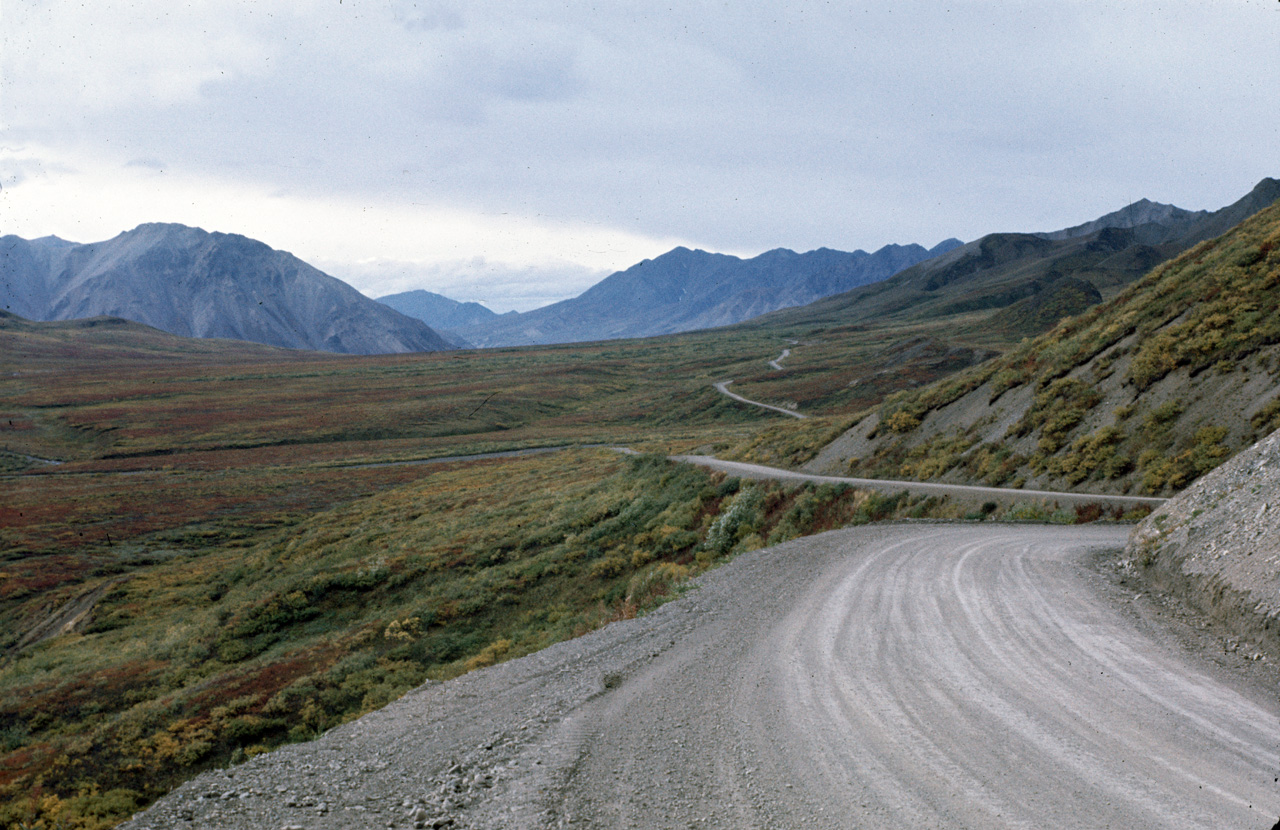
[705,228,1178,422]
[0,313,787,465]
[798,199,1280,495]
[1,446,926,828]
[716,185,1280,422]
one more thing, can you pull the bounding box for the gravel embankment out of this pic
[1124,428,1280,661]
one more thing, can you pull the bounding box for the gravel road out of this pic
[712,381,807,419]
[673,455,1167,511]
[124,524,1280,830]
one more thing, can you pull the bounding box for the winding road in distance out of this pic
[129,525,1280,830]
[713,380,808,419]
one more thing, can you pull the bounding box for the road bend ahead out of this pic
[127,525,1280,830]
[713,380,808,419]
[546,525,1280,828]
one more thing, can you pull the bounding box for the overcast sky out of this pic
[3,1,1279,312]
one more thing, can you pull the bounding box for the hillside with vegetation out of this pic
[799,197,1280,496]
[751,178,1279,334]
[704,178,1280,421]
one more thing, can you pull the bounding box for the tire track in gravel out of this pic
[549,525,1280,829]
[124,524,1280,830]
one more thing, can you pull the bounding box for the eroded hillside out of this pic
[1124,428,1280,658]
[803,198,1280,496]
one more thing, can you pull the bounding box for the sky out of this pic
[3,1,1279,313]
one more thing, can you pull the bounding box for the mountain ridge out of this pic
[1,223,453,355]
[801,192,1280,496]
[454,239,962,347]
[748,177,1280,342]
[376,289,498,341]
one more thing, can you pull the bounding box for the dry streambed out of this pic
[123,524,1280,830]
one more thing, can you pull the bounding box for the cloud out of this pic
[323,256,609,313]
[3,0,1278,294]
[392,1,464,32]
[124,157,167,171]
[1,1,271,113]
[0,141,686,301]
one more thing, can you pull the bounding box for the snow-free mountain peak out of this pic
[1,223,453,354]
[377,289,498,335]
[455,241,952,347]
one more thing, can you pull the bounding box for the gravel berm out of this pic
[121,524,1280,829]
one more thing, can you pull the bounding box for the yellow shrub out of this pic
[464,639,512,672]
[884,410,922,433]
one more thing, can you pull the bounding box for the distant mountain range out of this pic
[376,289,505,341]
[447,241,963,347]
[755,178,1280,339]
[6,179,1275,357]
[0,224,453,355]
[393,181,1279,351]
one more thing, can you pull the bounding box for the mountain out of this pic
[454,240,962,347]
[1035,198,1209,243]
[376,289,498,335]
[0,224,453,355]
[754,178,1280,341]
[801,192,1280,496]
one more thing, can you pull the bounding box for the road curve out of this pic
[714,380,808,419]
[127,525,1280,830]
[674,454,1167,510]
[550,525,1280,828]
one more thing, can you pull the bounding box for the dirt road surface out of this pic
[124,524,1280,829]
[712,380,807,419]
[674,454,1167,511]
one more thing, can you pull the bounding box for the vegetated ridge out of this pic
[454,240,962,347]
[1123,427,1280,663]
[802,193,1280,497]
[703,178,1280,427]
[0,223,453,355]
